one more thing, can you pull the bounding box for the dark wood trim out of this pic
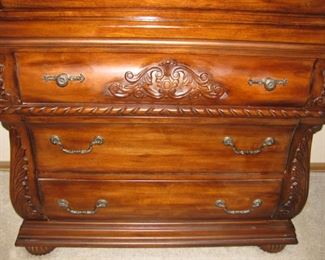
[0,161,324,172]
[16,220,297,248]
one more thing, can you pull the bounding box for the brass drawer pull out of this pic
[248,77,287,91]
[57,199,108,215]
[43,73,85,87]
[215,199,263,215]
[50,135,104,154]
[223,136,275,155]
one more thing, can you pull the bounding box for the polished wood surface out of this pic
[30,122,293,174]
[39,179,281,220]
[2,0,325,14]
[0,0,324,256]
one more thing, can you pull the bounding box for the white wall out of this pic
[0,126,9,161]
[0,125,324,162]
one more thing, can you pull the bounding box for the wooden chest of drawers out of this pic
[0,0,325,256]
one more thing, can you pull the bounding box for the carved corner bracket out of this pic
[0,62,10,102]
[312,70,325,106]
[10,127,44,220]
[275,125,322,219]
[104,59,228,102]
[306,70,325,108]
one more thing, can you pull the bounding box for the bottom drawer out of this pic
[39,179,282,220]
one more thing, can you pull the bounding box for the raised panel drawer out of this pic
[39,179,282,220]
[16,52,314,106]
[30,123,294,174]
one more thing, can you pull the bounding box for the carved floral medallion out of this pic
[104,60,228,102]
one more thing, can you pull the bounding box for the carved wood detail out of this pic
[104,59,228,102]
[0,104,324,118]
[0,60,10,102]
[275,125,322,219]
[306,69,325,108]
[10,127,44,219]
[25,246,55,256]
[312,70,325,106]
[259,244,286,253]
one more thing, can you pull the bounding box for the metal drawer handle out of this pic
[50,135,104,154]
[57,199,108,215]
[43,73,85,87]
[223,136,275,155]
[215,199,263,215]
[248,77,287,91]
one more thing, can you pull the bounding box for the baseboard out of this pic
[0,161,9,171]
[0,161,324,172]
[310,163,325,172]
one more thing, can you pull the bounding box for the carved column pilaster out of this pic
[9,125,45,220]
[275,124,323,219]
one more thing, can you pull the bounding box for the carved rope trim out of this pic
[11,128,43,219]
[104,59,228,101]
[0,105,324,118]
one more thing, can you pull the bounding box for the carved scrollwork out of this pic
[312,70,325,106]
[0,62,10,102]
[104,60,228,102]
[275,125,322,219]
[10,127,44,219]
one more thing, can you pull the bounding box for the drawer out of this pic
[30,123,294,174]
[39,179,282,220]
[16,52,314,106]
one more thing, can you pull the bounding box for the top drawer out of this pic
[16,52,314,106]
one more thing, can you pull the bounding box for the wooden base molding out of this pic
[16,220,297,252]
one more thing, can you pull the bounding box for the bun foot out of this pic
[25,246,55,255]
[259,244,286,253]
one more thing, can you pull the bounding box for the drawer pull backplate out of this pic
[215,199,263,215]
[57,199,108,215]
[248,77,287,91]
[43,73,85,87]
[223,136,275,155]
[50,135,104,154]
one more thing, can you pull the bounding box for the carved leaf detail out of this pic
[312,70,325,106]
[0,63,9,101]
[10,128,43,219]
[104,60,228,102]
[275,125,322,219]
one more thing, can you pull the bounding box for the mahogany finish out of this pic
[39,179,282,220]
[30,122,293,173]
[0,0,324,256]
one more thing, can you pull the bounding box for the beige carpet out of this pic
[1,171,324,260]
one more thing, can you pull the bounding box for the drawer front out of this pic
[31,123,293,174]
[39,179,282,220]
[16,52,314,106]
